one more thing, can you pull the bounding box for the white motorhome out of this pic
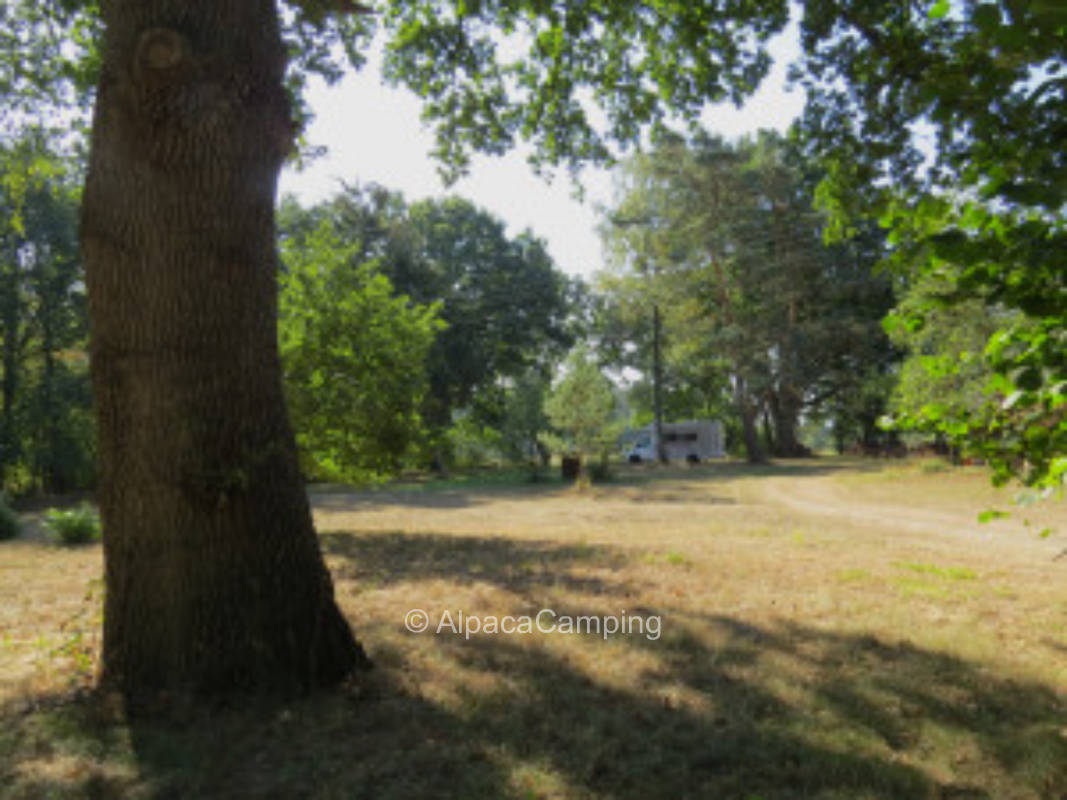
[625,419,725,463]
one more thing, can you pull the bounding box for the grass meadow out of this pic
[1,457,1065,799]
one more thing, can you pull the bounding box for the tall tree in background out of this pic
[499,368,553,473]
[600,130,895,460]
[49,0,790,696]
[278,218,442,483]
[599,155,688,463]
[405,198,573,437]
[279,187,576,457]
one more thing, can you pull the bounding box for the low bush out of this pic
[44,504,101,545]
[588,459,613,483]
[0,494,20,540]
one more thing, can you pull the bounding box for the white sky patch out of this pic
[279,20,805,280]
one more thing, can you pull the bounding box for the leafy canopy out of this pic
[795,0,1066,489]
[279,186,576,437]
[278,217,443,482]
[4,0,790,180]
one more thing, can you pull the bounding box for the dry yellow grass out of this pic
[1,457,1065,799]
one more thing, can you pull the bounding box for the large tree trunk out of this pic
[80,0,367,697]
[733,375,765,464]
[651,303,667,463]
[769,385,806,458]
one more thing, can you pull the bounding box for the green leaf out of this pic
[977,509,1010,524]
[928,0,950,20]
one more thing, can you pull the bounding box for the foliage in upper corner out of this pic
[377,0,789,181]
[875,194,1066,491]
[794,0,1067,491]
[278,218,444,484]
[5,1,790,182]
[0,0,101,139]
[0,0,375,156]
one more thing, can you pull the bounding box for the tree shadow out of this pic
[3,531,1064,799]
[1045,638,1067,656]
[10,614,1061,798]
[610,458,872,487]
[308,479,571,512]
[0,676,512,800]
[305,458,870,513]
[311,488,482,511]
[321,531,635,598]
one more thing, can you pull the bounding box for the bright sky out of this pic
[278,22,805,280]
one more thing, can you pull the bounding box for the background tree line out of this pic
[277,184,581,481]
[0,134,92,496]
[1,125,1058,493]
[0,161,585,494]
[4,1,1058,497]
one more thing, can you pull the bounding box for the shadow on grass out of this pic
[306,458,871,512]
[606,457,880,487]
[1045,638,1067,656]
[322,531,634,598]
[309,477,570,512]
[2,531,1064,799]
[6,625,1062,799]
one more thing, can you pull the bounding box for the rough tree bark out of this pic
[734,375,765,464]
[80,0,368,696]
[651,303,667,464]
[769,385,806,458]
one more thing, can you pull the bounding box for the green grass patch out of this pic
[404,467,566,492]
[894,561,978,581]
[642,550,693,567]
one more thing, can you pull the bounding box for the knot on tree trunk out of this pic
[135,28,187,77]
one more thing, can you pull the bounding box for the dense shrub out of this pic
[0,494,21,540]
[588,459,613,483]
[44,504,100,545]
